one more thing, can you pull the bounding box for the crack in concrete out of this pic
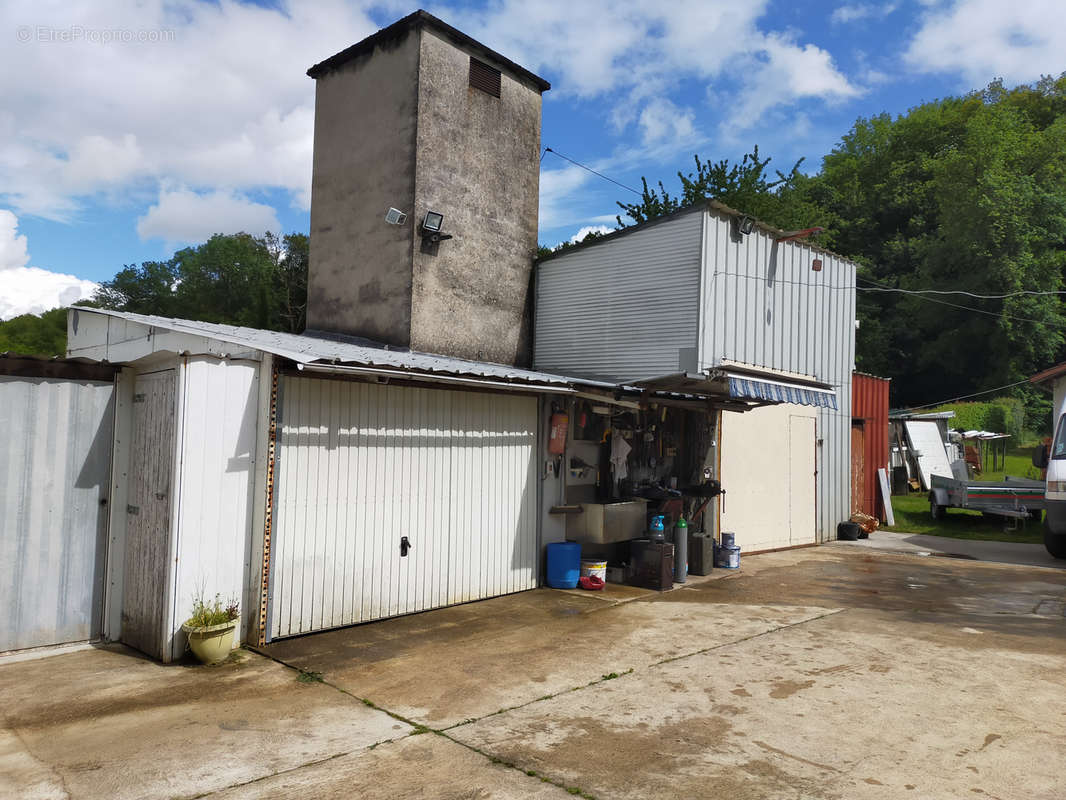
[235,607,848,800]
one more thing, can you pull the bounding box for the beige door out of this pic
[788,415,817,545]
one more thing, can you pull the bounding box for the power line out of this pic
[856,276,1053,325]
[542,147,643,196]
[902,379,1031,411]
[859,286,1066,299]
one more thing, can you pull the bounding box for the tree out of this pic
[616,147,831,236]
[93,231,310,334]
[0,307,69,357]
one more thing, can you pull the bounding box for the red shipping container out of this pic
[851,373,891,521]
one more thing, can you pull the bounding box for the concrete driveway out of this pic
[4,546,1066,799]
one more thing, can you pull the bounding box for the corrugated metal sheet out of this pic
[166,358,260,661]
[268,375,537,639]
[534,204,857,542]
[71,307,594,388]
[852,373,890,519]
[534,209,704,382]
[0,374,114,652]
[700,211,855,541]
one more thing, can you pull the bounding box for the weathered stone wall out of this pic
[306,29,420,344]
[409,30,542,366]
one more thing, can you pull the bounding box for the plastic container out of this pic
[650,515,666,542]
[720,531,736,549]
[580,559,607,581]
[715,543,740,569]
[546,541,581,588]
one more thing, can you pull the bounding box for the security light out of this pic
[422,211,444,234]
[384,207,407,225]
[737,215,756,235]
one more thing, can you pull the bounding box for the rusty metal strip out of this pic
[257,365,279,647]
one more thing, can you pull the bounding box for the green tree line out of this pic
[0,232,308,357]
[612,74,1066,425]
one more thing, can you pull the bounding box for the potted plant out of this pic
[181,592,239,665]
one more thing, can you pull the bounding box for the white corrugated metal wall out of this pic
[535,209,703,382]
[166,358,260,661]
[700,212,855,541]
[0,375,114,652]
[268,376,537,640]
[534,206,856,543]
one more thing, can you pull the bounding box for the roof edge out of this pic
[307,10,551,91]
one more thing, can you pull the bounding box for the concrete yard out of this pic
[3,544,1066,799]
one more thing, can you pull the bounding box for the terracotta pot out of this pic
[181,619,237,664]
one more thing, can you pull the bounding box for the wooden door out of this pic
[121,370,176,659]
[851,423,865,516]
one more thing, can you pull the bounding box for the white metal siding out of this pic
[535,210,703,381]
[701,213,855,541]
[167,358,260,661]
[0,376,114,652]
[269,377,537,639]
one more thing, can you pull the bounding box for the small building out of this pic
[534,203,858,548]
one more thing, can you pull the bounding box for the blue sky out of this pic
[1,0,1064,318]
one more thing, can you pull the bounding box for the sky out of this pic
[1,0,1064,318]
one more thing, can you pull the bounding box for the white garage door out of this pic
[268,376,538,640]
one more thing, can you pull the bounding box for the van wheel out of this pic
[929,495,944,520]
[1044,531,1066,559]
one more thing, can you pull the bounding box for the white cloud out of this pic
[136,188,281,244]
[904,0,1066,85]
[0,0,379,220]
[539,165,594,231]
[0,210,30,270]
[569,224,613,243]
[830,3,898,24]
[724,33,862,129]
[0,267,98,320]
[638,99,697,148]
[441,0,860,137]
[0,210,96,320]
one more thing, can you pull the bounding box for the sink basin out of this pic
[565,500,648,544]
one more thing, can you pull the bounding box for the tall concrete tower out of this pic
[305,10,549,366]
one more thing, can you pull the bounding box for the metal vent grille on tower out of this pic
[469,57,501,97]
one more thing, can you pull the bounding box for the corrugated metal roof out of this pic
[71,307,612,389]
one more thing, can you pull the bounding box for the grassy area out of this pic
[881,444,1045,544]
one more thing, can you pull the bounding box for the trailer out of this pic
[929,474,1045,521]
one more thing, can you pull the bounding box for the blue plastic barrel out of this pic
[546,541,581,588]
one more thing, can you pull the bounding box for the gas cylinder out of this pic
[548,412,568,455]
[673,516,688,583]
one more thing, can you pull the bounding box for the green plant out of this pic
[186,591,239,628]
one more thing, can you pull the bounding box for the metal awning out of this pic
[724,372,837,409]
[628,366,837,411]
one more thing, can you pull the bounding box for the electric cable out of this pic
[542,147,643,196]
[900,379,1032,411]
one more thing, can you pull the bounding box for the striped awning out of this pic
[726,374,837,409]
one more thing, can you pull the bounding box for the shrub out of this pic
[930,397,1024,439]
